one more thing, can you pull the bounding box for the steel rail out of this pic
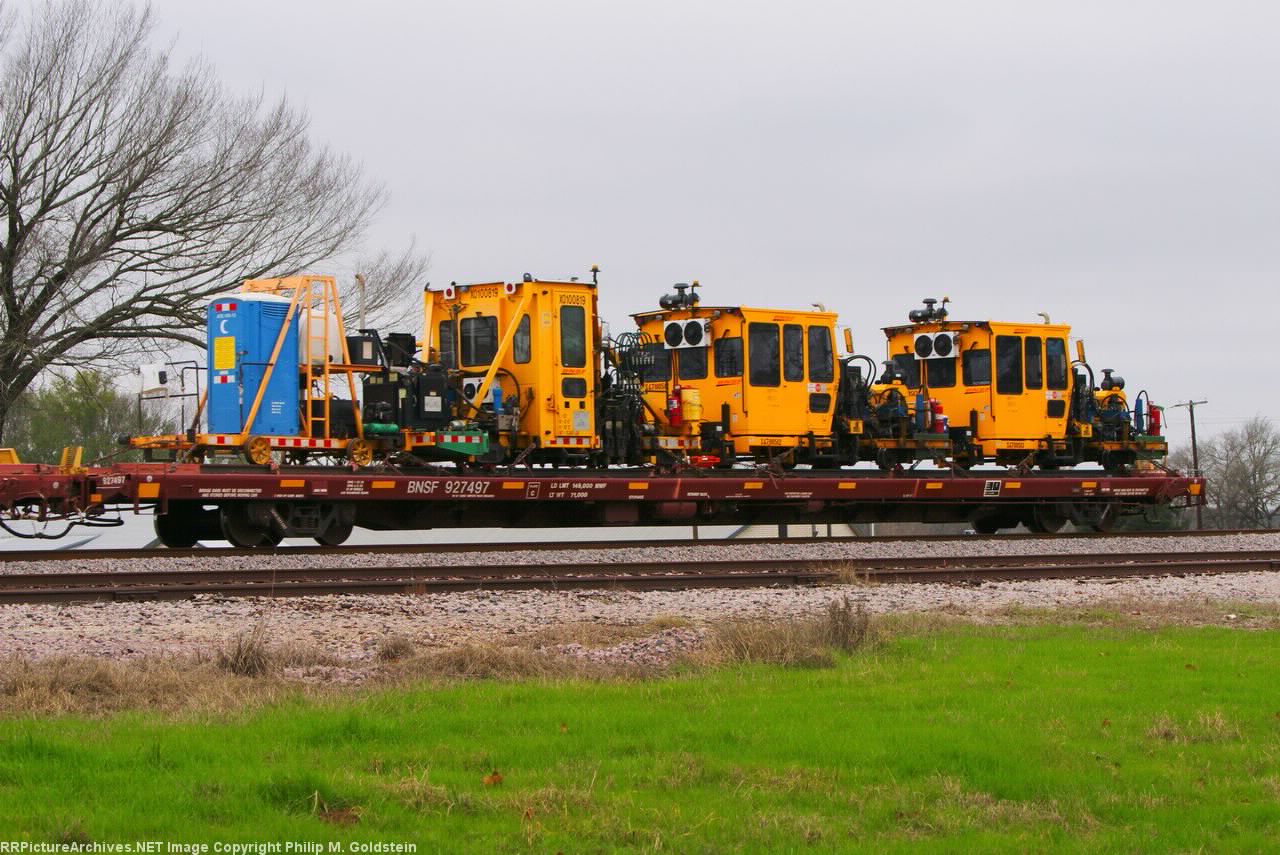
[0,568,834,603]
[0,551,1276,604]
[0,527,1271,565]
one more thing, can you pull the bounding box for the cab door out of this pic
[805,323,836,433]
[745,321,783,440]
[553,293,594,442]
[991,334,1025,440]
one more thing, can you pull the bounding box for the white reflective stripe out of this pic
[270,438,339,449]
[547,437,592,447]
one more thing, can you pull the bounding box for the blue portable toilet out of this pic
[207,295,301,435]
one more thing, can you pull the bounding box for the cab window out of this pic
[437,320,456,369]
[892,353,920,388]
[996,336,1022,395]
[513,314,531,364]
[963,348,990,386]
[1025,336,1043,390]
[808,326,834,383]
[560,305,586,368]
[926,358,956,388]
[678,346,708,380]
[748,323,780,387]
[460,316,498,366]
[715,337,743,378]
[1046,337,1068,390]
[783,324,805,382]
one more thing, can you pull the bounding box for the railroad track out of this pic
[0,527,1273,564]
[1,550,1276,604]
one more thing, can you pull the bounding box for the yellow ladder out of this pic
[240,275,364,442]
[305,276,331,438]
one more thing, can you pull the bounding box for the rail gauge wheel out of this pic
[242,435,273,466]
[219,503,282,548]
[347,439,374,467]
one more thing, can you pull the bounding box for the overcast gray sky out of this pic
[152,0,1280,453]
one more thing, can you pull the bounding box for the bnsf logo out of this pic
[406,480,492,496]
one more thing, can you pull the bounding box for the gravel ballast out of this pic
[4,531,1280,576]
[2,535,1280,665]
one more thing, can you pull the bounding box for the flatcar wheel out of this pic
[242,435,273,466]
[1087,504,1117,533]
[220,504,278,548]
[315,518,354,546]
[347,439,374,468]
[1028,503,1069,534]
[153,511,199,548]
[1070,502,1117,533]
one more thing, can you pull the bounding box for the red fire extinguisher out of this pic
[930,399,946,433]
[667,384,684,427]
[1149,404,1162,436]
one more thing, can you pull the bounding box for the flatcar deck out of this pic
[0,461,1203,546]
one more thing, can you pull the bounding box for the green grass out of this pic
[2,624,1279,851]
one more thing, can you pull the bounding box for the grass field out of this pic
[2,619,1279,851]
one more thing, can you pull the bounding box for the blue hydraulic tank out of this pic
[207,295,301,435]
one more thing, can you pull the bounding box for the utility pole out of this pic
[1172,400,1208,529]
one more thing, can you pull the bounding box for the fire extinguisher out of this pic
[1149,404,1162,436]
[931,399,947,434]
[667,383,684,427]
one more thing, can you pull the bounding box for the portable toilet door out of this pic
[207,295,301,436]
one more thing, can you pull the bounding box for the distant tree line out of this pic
[1169,416,1280,530]
[4,370,168,465]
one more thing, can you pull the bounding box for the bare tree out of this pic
[1174,416,1280,529]
[0,1,425,437]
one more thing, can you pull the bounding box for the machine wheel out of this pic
[219,504,282,548]
[347,439,375,468]
[242,435,273,466]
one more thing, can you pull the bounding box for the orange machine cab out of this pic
[631,283,839,460]
[423,276,600,453]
